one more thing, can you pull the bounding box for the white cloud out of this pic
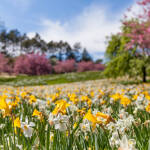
[29,2,138,59]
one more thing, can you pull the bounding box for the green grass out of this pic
[0,71,104,86]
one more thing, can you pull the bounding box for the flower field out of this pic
[0,81,150,149]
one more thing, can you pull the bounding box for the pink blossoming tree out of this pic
[14,53,52,75]
[107,0,150,82]
[54,59,76,74]
[105,0,150,82]
[122,0,150,82]
[0,53,11,73]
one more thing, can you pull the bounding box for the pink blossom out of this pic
[0,53,11,73]
[54,59,76,74]
[14,53,52,75]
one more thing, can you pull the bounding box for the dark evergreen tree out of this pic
[81,48,92,62]
[95,59,103,64]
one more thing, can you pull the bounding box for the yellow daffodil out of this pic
[99,90,104,96]
[47,100,51,105]
[83,109,97,129]
[90,91,94,97]
[9,101,18,108]
[120,96,131,107]
[68,93,78,104]
[21,92,27,99]
[0,97,11,117]
[111,93,121,101]
[52,100,70,115]
[81,96,89,102]
[146,103,150,112]
[14,117,21,128]
[32,109,43,120]
[73,122,77,129]
[77,107,86,116]
[15,96,20,103]
[29,95,37,104]
[132,95,138,101]
[84,109,113,128]
[51,93,59,102]
[96,112,114,124]
[146,95,150,101]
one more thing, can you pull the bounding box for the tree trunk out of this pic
[142,66,146,82]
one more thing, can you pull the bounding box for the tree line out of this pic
[0,29,100,63]
[0,27,104,75]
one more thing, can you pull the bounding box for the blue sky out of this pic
[0,0,135,59]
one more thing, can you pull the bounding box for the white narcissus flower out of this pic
[109,131,120,147]
[68,104,78,113]
[21,117,35,138]
[48,113,55,125]
[80,120,91,132]
[52,114,69,131]
[119,135,136,150]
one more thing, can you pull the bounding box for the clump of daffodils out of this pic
[1,81,150,149]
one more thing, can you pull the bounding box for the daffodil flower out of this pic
[21,117,35,138]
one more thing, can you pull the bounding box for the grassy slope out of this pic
[0,71,104,86]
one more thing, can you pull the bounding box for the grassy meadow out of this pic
[0,71,104,86]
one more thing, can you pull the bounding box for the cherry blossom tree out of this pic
[122,0,150,82]
[0,53,11,73]
[14,53,52,75]
[54,59,76,74]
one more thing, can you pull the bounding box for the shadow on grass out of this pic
[0,77,16,82]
